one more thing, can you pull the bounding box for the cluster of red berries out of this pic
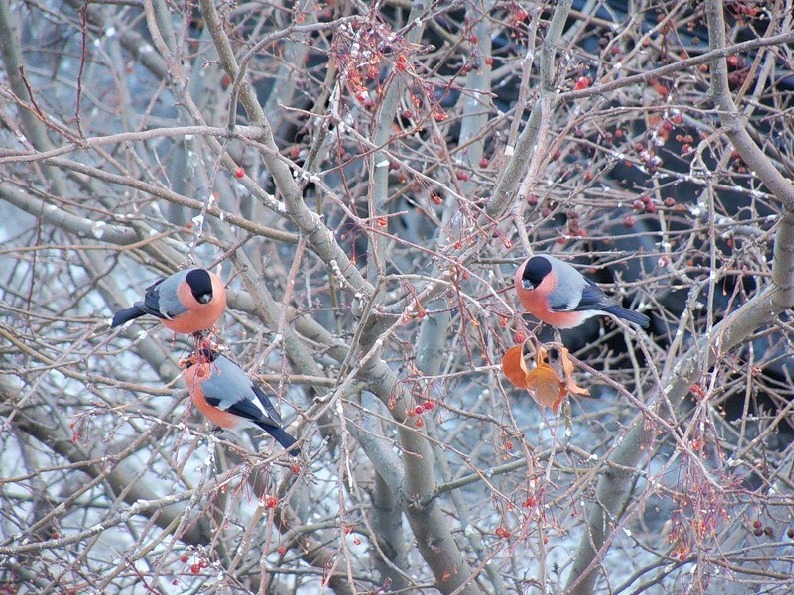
[179,554,208,576]
[409,401,435,416]
[522,495,537,508]
[751,520,774,538]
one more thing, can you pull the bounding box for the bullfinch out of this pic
[182,348,301,456]
[515,255,650,329]
[111,268,226,335]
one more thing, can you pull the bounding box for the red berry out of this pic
[504,440,514,450]
[514,8,528,21]
[479,157,489,168]
[290,464,301,474]
[574,76,591,90]
[664,197,676,207]
[484,56,493,66]
[423,401,434,410]
[633,199,645,212]
[265,496,278,508]
[645,202,657,214]
[415,406,424,415]
[190,563,200,574]
[455,170,469,181]
[278,546,287,556]
[514,331,526,344]
[623,214,635,228]
[432,194,443,205]
[234,167,244,179]
[180,555,189,563]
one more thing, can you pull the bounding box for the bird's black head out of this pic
[520,256,552,290]
[181,347,220,369]
[186,269,213,304]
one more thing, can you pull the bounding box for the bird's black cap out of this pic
[186,269,213,304]
[182,347,220,368]
[521,256,552,289]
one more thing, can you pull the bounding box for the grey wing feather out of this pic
[147,270,190,319]
[201,357,281,428]
[547,258,589,311]
[199,356,252,411]
[571,279,612,311]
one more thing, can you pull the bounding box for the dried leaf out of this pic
[502,345,530,389]
[526,361,566,412]
[504,345,569,412]
[560,347,590,397]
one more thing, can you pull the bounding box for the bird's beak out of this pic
[197,294,212,304]
[521,280,535,291]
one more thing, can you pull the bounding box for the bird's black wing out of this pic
[251,385,285,426]
[205,391,281,429]
[135,279,167,319]
[568,278,611,312]
[206,392,299,454]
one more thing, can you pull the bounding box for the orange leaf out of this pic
[526,362,566,412]
[560,347,590,397]
[502,345,530,389]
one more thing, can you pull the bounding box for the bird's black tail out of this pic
[603,305,650,328]
[111,306,146,328]
[257,422,301,456]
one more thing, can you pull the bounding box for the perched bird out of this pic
[182,349,301,455]
[514,254,650,329]
[111,268,226,335]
